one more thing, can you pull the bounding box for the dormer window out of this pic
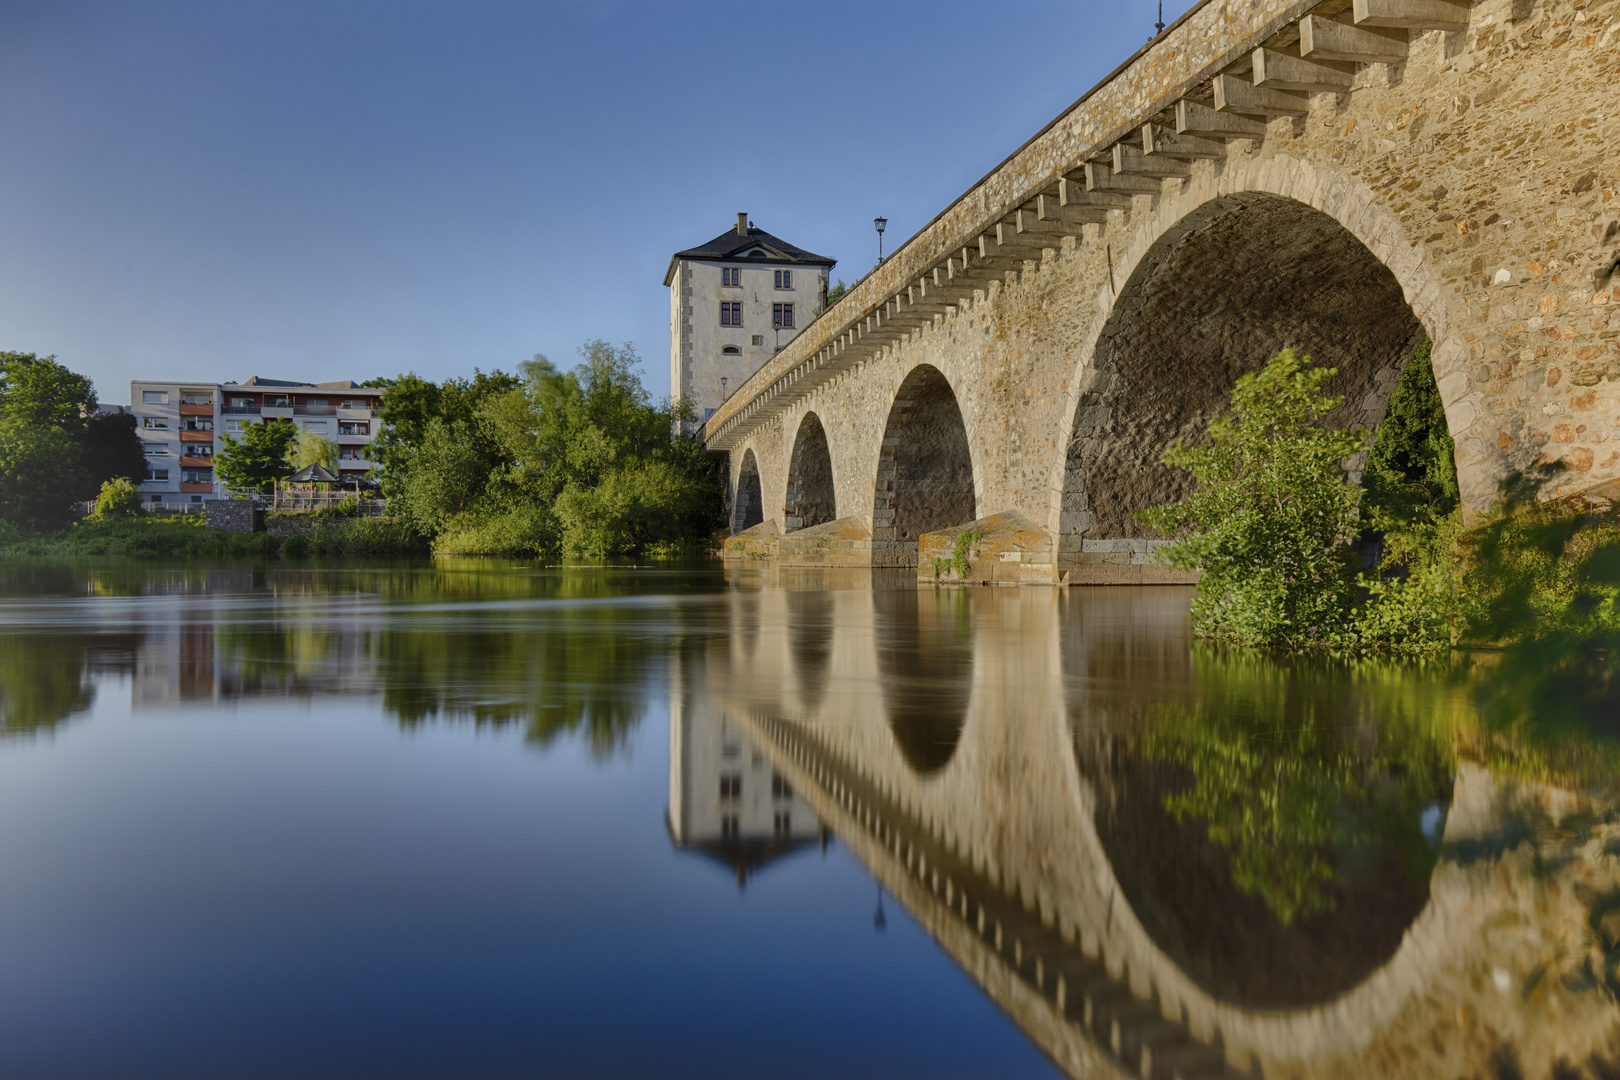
[774,270,792,289]
[721,267,740,287]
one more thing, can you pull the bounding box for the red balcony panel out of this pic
[178,402,214,416]
[178,430,213,441]
[179,482,213,494]
[179,456,213,468]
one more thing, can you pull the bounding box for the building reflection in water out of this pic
[694,566,1620,1080]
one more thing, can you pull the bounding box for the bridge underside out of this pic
[707,0,1617,579]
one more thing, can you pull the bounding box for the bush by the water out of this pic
[374,340,724,558]
[279,517,429,558]
[1141,345,1620,669]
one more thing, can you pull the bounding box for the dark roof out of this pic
[664,224,835,285]
[285,463,340,484]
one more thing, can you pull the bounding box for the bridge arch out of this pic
[784,412,836,532]
[1049,158,1460,567]
[871,364,977,567]
[732,448,764,533]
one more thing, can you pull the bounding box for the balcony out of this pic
[179,455,213,468]
[179,482,213,494]
[178,402,214,416]
[179,429,213,441]
[293,405,336,416]
[221,405,260,415]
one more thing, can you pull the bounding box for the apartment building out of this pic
[131,376,383,507]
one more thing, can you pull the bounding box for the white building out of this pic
[665,213,835,432]
[130,376,383,507]
[667,695,823,887]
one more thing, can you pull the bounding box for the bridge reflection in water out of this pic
[672,569,1620,1080]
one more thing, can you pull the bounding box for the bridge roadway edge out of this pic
[705,0,1620,572]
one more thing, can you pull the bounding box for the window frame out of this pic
[774,269,792,289]
[772,302,795,329]
[720,301,742,327]
[721,267,741,288]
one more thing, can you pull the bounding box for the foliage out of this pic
[1143,647,1456,925]
[932,530,981,579]
[369,368,520,496]
[0,515,279,558]
[1361,340,1459,535]
[0,352,139,530]
[1462,469,1620,735]
[92,477,144,519]
[379,341,722,558]
[279,517,428,558]
[291,430,338,473]
[215,418,298,494]
[823,278,850,312]
[1139,349,1369,648]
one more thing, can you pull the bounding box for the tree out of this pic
[82,411,145,489]
[0,352,102,529]
[91,477,143,518]
[1138,349,1369,648]
[292,430,338,473]
[215,419,298,494]
[397,418,488,530]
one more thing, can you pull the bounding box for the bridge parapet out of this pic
[705,0,1442,452]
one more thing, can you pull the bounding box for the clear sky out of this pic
[0,0,1197,406]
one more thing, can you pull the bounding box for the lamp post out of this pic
[874,216,888,266]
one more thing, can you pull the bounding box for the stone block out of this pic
[203,499,262,533]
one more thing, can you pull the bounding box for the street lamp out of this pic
[874,217,888,265]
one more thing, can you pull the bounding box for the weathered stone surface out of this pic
[720,518,780,560]
[918,511,1056,584]
[204,499,262,533]
[777,516,872,566]
[707,0,1620,575]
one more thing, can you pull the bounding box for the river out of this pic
[0,561,1613,1079]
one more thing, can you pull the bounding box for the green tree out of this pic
[291,430,338,472]
[91,477,143,519]
[0,352,104,529]
[1139,349,1369,648]
[397,418,488,530]
[215,419,298,494]
[370,368,519,494]
[82,411,146,489]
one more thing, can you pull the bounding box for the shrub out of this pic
[91,477,144,519]
[1138,349,1369,648]
[281,517,428,558]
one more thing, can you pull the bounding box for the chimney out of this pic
[736,212,748,236]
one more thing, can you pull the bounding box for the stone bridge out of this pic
[702,0,1619,582]
[682,572,1620,1078]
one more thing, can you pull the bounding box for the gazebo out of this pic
[275,463,364,511]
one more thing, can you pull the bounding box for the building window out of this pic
[142,416,168,429]
[721,815,739,840]
[721,346,740,356]
[719,774,742,800]
[180,391,212,405]
[772,772,792,799]
[720,301,742,326]
[338,422,370,435]
[722,742,740,759]
[774,270,792,289]
[184,418,213,432]
[340,399,368,409]
[773,811,791,836]
[145,468,169,482]
[224,419,254,432]
[182,469,211,484]
[149,495,163,503]
[751,335,763,346]
[265,395,291,407]
[721,267,741,287]
[185,444,213,458]
[302,421,329,433]
[190,495,203,504]
[142,391,169,404]
[339,447,366,460]
[772,303,794,329]
[143,443,167,456]
[230,397,254,408]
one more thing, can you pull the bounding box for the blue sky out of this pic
[0,0,1196,405]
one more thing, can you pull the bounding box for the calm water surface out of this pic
[0,561,1615,1079]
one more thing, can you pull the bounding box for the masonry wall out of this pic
[725,0,1619,571]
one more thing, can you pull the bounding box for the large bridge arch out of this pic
[1048,158,1470,569]
[783,412,836,532]
[731,448,764,533]
[871,363,978,567]
[1049,160,1453,567]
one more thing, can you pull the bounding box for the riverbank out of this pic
[0,513,428,559]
